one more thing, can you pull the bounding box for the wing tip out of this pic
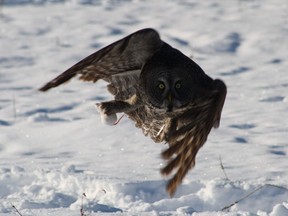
[38,84,50,92]
[38,80,61,92]
[39,69,78,91]
[38,78,64,92]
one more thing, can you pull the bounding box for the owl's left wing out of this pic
[39,28,163,100]
[161,79,227,196]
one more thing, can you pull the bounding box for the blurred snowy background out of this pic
[0,0,288,215]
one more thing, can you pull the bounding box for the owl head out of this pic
[140,44,206,112]
[140,67,196,112]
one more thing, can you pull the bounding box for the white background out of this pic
[0,0,288,215]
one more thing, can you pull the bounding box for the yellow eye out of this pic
[158,83,165,90]
[175,82,181,89]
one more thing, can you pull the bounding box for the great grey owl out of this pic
[39,28,227,196]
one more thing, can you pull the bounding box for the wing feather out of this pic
[108,70,141,100]
[161,79,227,196]
[39,28,163,93]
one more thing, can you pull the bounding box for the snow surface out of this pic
[1,0,288,215]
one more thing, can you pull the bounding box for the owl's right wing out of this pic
[39,28,163,100]
[160,79,227,196]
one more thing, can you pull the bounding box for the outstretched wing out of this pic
[161,79,227,196]
[39,28,163,100]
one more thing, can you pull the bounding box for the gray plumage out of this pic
[39,28,227,196]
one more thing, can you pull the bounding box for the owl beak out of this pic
[168,94,172,103]
[166,94,173,112]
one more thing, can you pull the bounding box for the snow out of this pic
[1,0,288,215]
